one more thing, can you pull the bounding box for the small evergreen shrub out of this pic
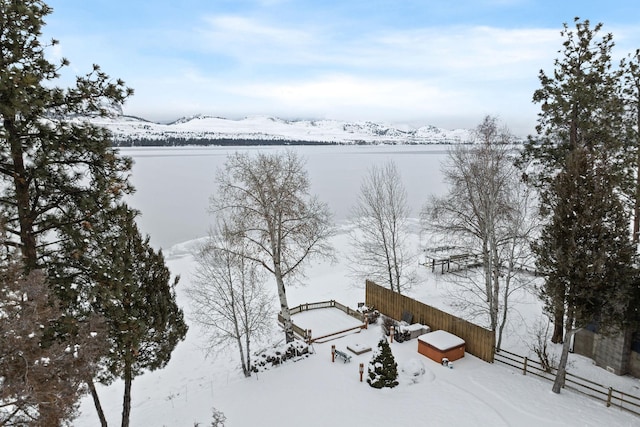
[367,339,399,389]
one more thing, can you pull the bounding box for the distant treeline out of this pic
[112,138,342,147]
[111,137,477,147]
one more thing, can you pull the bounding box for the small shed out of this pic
[418,330,465,364]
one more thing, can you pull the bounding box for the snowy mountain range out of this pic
[88,114,475,146]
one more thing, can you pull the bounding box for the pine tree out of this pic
[620,49,640,246]
[1,3,136,422]
[59,204,188,427]
[0,0,134,353]
[367,339,399,389]
[0,0,133,273]
[521,18,637,393]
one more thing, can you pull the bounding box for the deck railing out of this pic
[278,300,366,343]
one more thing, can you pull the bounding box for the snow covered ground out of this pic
[74,227,640,426]
[73,146,640,426]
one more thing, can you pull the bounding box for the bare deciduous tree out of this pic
[529,317,556,373]
[422,116,536,349]
[209,151,333,343]
[349,161,415,294]
[0,263,107,427]
[188,222,273,377]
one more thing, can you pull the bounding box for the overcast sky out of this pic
[44,0,640,136]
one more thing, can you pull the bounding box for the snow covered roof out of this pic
[418,330,465,350]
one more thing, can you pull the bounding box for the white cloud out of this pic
[197,15,316,62]
[194,15,561,79]
[145,18,557,134]
[125,65,538,135]
[232,74,452,108]
[42,1,640,135]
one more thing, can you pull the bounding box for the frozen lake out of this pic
[118,144,453,249]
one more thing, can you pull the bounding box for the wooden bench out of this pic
[334,349,352,363]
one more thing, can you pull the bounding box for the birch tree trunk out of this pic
[553,317,576,394]
[275,267,295,343]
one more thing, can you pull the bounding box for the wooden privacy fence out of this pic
[365,280,495,363]
[278,300,366,343]
[495,349,640,417]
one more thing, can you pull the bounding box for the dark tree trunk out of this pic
[121,358,132,427]
[87,377,108,427]
[6,118,37,271]
[634,125,640,245]
[551,309,564,344]
[551,295,565,344]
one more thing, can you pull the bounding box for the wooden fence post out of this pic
[359,363,364,382]
[606,387,613,407]
[331,345,335,363]
[390,326,395,343]
[523,357,528,375]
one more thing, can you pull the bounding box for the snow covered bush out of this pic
[401,358,431,384]
[251,340,310,372]
[367,339,399,388]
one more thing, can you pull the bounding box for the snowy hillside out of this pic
[88,114,474,145]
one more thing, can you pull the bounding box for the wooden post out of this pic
[390,326,395,343]
[307,329,312,344]
[364,317,368,330]
[331,345,336,363]
[359,363,364,382]
[523,357,528,375]
[606,387,613,407]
